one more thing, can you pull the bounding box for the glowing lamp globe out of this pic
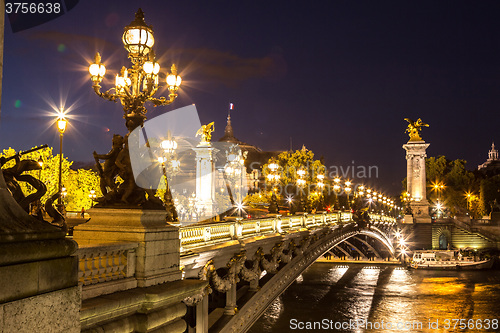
[161,139,177,153]
[143,61,160,75]
[122,9,155,57]
[89,63,106,77]
[57,118,67,134]
[167,73,182,88]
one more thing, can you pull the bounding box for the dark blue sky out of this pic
[2,0,500,195]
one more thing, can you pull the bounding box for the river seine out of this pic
[248,262,500,332]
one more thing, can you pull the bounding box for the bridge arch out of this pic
[209,223,395,333]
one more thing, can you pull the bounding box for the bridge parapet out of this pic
[180,212,396,251]
[77,242,139,300]
[180,213,334,251]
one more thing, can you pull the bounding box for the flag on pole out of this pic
[229,103,234,110]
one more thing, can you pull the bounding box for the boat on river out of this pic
[410,251,493,270]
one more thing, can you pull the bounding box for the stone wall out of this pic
[0,287,80,333]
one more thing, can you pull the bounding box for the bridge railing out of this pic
[179,212,397,250]
[74,212,396,297]
[180,212,332,249]
[77,242,138,300]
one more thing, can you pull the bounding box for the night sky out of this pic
[2,0,500,195]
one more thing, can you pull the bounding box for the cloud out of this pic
[166,47,287,87]
[23,31,288,87]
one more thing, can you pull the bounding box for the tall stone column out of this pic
[193,143,217,219]
[403,141,431,221]
[403,139,432,249]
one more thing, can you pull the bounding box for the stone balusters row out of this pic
[179,212,347,249]
[77,243,137,286]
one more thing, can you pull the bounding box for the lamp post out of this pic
[61,186,67,209]
[286,196,293,215]
[266,159,281,214]
[296,168,307,212]
[159,135,179,222]
[345,180,352,210]
[37,156,43,180]
[88,9,182,208]
[435,202,443,219]
[225,146,245,215]
[333,177,341,210]
[355,184,365,208]
[432,181,445,201]
[56,112,67,213]
[89,189,96,208]
[315,173,326,211]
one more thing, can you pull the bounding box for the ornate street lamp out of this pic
[158,135,179,222]
[296,167,307,212]
[333,177,341,210]
[316,173,327,211]
[223,146,245,216]
[88,8,182,133]
[345,180,352,210]
[88,9,182,210]
[56,111,67,213]
[266,160,280,214]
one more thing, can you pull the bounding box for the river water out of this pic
[248,262,500,332]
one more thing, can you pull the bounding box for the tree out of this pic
[479,176,500,216]
[444,159,475,215]
[65,168,102,211]
[426,156,447,184]
[1,146,102,211]
[262,147,325,188]
[401,155,479,217]
[245,191,275,209]
[261,147,325,213]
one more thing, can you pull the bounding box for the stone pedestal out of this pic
[73,208,181,287]
[193,143,217,219]
[0,169,80,332]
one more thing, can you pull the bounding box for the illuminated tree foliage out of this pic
[262,147,325,188]
[401,156,478,217]
[244,191,277,209]
[260,147,325,213]
[1,146,102,211]
[425,156,475,216]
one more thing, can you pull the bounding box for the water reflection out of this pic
[249,263,500,333]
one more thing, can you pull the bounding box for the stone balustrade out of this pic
[75,212,397,298]
[77,242,138,300]
[179,212,397,250]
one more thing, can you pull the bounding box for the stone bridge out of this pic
[72,212,397,332]
[177,212,396,332]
